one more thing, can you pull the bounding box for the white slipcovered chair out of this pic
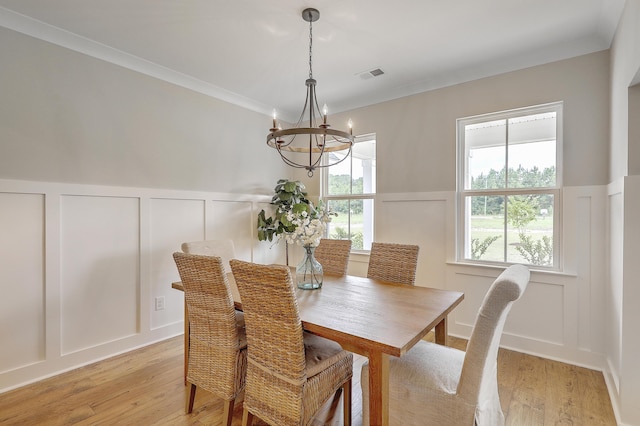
[181,239,236,273]
[361,264,530,425]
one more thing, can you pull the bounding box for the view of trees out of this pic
[470,164,556,266]
[470,165,556,216]
[327,175,364,215]
[327,175,364,249]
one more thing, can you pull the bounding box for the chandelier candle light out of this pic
[267,8,354,177]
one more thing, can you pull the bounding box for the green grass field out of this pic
[328,212,553,265]
[470,215,553,263]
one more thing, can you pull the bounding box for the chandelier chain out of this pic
[308,18,313,80]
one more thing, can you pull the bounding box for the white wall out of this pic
[607,0,640,424]
[0,179,284,392]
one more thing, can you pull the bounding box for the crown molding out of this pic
[0,6,272,117]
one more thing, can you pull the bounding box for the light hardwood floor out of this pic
[0,335,616,425]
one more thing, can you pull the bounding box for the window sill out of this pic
[446,261,577,278]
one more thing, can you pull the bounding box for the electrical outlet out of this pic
[155,296,165,311]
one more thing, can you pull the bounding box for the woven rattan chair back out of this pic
[173,252,247,425]
[314,239,352,276]
[367,242,420,285]
[230,259,353,426]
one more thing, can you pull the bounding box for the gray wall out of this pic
[330,50,610,194]
[0,27,287,193]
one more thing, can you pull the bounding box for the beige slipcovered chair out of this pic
[314,238,352,276]
[181,239,236,273]
[172,253,247,426]
[367,242,420,285]
[229,259,353,426]
[361,264,530,425]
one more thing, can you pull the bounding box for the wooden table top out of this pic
[172,272,463,358]
[297,274,463,357]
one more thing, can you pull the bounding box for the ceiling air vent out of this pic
[357,68,385,80]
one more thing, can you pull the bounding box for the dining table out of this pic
[172,270,464,426]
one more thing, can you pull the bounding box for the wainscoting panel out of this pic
[450,272,563,344]
[59,195,140,355]
[0,179,273,393]
[502,278,564,344]
[0,192,45,373]
[607,188,623,389]
[375,194,450,289]
[0,179,608,394]
[208,200,254,262]
[149,198,205,330]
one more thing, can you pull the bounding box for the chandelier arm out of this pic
[276,150,308,169]
[309,81,318,129]
[275,142,351,169]
[325,145,352,168]
[311,88,323,130]
[292,85,311,128]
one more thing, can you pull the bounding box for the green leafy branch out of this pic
[471,235,501,260]
[257,179,312,242]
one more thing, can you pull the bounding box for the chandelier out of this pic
[267,8,353,177]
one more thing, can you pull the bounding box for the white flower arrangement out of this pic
[283,202,334,247]
[257,179,335,248]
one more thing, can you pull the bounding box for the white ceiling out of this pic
[0,0,625,121]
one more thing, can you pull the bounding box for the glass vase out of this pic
[296,245,323,290]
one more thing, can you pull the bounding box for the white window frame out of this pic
[456,102,563,270]
[321,133,376,253]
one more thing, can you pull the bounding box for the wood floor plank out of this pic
[577,365,617,425]
[543,359,581,425]
[497,347,525,413]
[0,336,616,426]
[506,353,548,426]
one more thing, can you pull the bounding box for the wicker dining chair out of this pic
[314,239,352,276]
[173,252,247,426]
[361,264,530,425]
[367,242,420,285]
[229,259,353,426]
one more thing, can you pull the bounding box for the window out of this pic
[457,103,562,269]
[321,134,376,251]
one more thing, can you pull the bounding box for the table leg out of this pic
[367,351,389,426]
[435,316,448,346]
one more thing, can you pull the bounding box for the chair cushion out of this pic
[303,332,347,377]
[362,341,470,425]
[391,340,465,394]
